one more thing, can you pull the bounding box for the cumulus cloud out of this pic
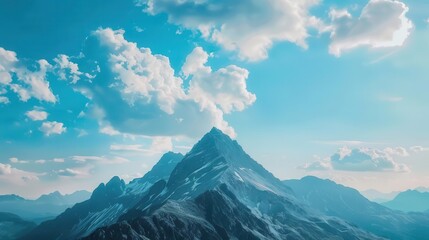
[329,0,413,56]
[383,146,409,157]
[330,147,409,172]
[94,28,186,114]
[138,0,320,61]
[39,121,67,136]
[26,109,48,121]
[0,96,9,104]
[85,28,255,138]
[0,47,18,85]
[184,47,256,114]
[54,54,83,84]
[10,59,57,102]
[0,47,57,103]
[301,146,410,172]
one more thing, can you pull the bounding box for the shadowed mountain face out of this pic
[382,190,429,212]
[0,212,36,240]
[21,152,184,240]
[284,176,429,240]
[0,190,91,223]
[83,128,379,240]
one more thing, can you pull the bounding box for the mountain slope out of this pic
[360,189,399,203]
[382,190,429,212]
[0,190,90,223]
[22,152,183,240]
[87,128,380,240]
[0,212,36,240]
[284,176,429,239]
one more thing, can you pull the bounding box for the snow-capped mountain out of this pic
[22,152,183,240]
[284,176,429,239]
[84,128,379,240]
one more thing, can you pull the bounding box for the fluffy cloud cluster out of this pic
[136,0,415,59]
[39,121,67,136]
[54,54,84,84]
[0,47,57,103]
[330,147,409,172]
[26,109,48,121]
[184,47,256,113]
[138,0,320,61]
[301,146,410,172]
[88,28,255,137]
[329,0,413,56]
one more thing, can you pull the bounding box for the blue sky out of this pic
[0,0,428,198]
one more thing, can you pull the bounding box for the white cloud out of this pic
[54,54,83,84]
[110,144,146,152]
[184,47,256,114]
[1,47,57,103]
[10,59,57,103]
[329,0,413,56]
[0,163,12,175]
[0,163,40,185]
[299,161,332,171]
[410,146,429,153]
[383,147,409,157]
[138,0,320,61]
[56,168,84,177]
[0,47,18,85]
[87,28,255,138]
[39,121,67,136]
[110,136,172,155]
[94,28,185,114]
[99,124,121,136]
[330,147,409,172]
[26,109,48,121]
[0,96,9,104]
[53,158,65,163]
[9,157,29,164]
[302,146,410,172]
[71,155,129,164]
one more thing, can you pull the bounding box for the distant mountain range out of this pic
[382,190,429,212]
[284,176,429,239]
[360,189,400,203]
[0,190,90,222]
[10,128,429,239]
[22,128,379,240]
[0,212,36,240]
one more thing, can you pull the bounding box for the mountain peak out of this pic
[192,127,239,156]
